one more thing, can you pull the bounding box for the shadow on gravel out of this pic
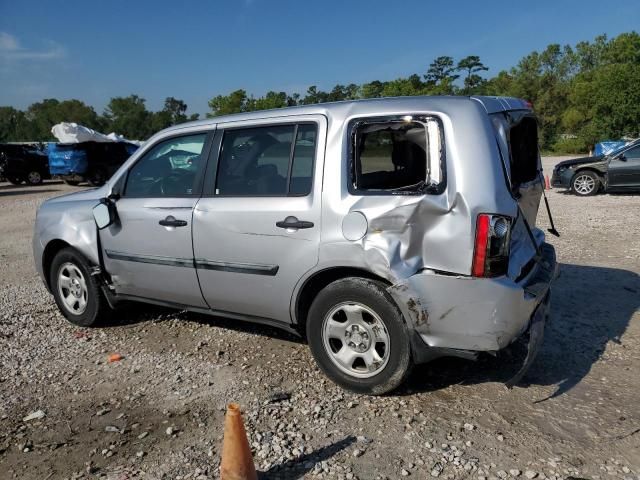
[98,263,638,401]
[103,301,302,344]
[260,436,356,479]
[0,180,63,190]
[0,188,58,197]
[400,263,639,400]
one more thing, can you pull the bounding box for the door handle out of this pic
[159,216,188,227]
[276,216,314,229]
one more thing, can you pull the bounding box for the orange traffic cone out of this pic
[220,403,258,480]
[545,174,552,190]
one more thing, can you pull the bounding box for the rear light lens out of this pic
[472,214,512,277]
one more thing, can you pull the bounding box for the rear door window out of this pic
[215,123,317,196]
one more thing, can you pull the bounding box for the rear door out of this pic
[100,131,213,307]
[608,145,640,189]
[192,115,326,323]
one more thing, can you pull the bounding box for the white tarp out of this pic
[51,122,142,145]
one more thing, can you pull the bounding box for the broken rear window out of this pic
[349,116,445,195]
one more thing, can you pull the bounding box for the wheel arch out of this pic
[571,168,606,193]
[293,266,391,336]
[42,239,72,290]
[572,167,605,182]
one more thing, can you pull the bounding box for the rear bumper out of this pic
[389,243,558,355]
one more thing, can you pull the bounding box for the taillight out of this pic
[472,214,512,277]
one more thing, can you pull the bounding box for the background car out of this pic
[48,141,139,186]
[551,139,640,196]
[0,143,51,185]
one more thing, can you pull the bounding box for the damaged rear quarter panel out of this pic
[304,98,524,349]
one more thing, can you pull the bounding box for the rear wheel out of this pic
[26,170,43,185]
[571,171,599,196]
[306,278,412,395]
[50,247,111,327]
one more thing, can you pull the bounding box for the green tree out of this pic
[300,86,328,105]
[0,107,31,142]
[207,89,251,116]
[424,56,459,94]
[361,80,385,98]
[457,56,489,94]
[23,99,102,141]
[251,91,289,111]
[104,95,152,139]
[151,97,198,132]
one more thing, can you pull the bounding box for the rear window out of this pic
[509,116,539,186]
[349,116,445,194]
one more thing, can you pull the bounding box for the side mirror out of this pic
[93,199,116,230]
[617,154,627,161]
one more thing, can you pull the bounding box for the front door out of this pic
[192,116,326,322]
[608,145,640,189]
[100,131,212,307]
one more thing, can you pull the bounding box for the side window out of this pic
[350,116,445,194]
[216,123,317,196]
[622,145,640,161]
[125,133,207,197]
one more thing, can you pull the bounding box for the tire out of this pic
[7,176,23,185]
[49,247,111,327]
[87,167,107,187]
[26,170,44,185]
[63,180,81,186]
[571,170,599,196]
[306,278,413,395]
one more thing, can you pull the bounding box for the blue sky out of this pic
[1,0,639,116]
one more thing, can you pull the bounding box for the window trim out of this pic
[121,131,214,199]
[205,121,318,198]
[347,114,447,196]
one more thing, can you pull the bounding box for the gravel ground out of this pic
[1,158,639,480]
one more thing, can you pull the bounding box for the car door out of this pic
[99,130,213,307]
[192,115,326,323]
[608,145,640,189]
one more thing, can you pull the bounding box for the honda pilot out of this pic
[33,96,558,394]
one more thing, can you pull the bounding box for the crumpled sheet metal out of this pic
[349,190,472,283]
[387,271,535,352]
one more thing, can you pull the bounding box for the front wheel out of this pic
[50,247,112,327]
[571,171,599,196]
[306,278,413,395]
[26,170,44,185]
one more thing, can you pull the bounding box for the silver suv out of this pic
[33,96,557,394]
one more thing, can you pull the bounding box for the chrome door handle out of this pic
[276,216,314,229]
[159,216,188,227]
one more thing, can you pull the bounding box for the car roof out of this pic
[162,95,531,134]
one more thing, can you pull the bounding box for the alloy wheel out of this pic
[573,174,596,195]
[322,302,390,378]
[57,262,88,315]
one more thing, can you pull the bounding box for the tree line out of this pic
[1,32,639,153]
[0,96,199,143]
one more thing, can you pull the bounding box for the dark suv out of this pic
[551,140,640,196]
[0,143,51,185]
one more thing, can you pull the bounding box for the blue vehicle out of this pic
[49,141,138,186]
